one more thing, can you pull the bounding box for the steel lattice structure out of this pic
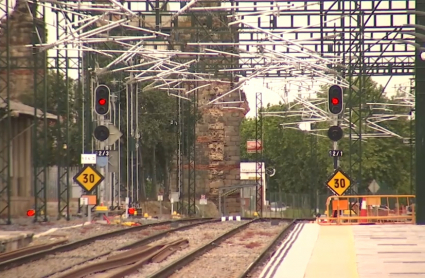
[255,92,263,215]
[0,0,421,222]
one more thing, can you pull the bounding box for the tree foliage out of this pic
[20,71,81,166]
[21,67,414,198]
[20,67,198,199]
[241,78,415,195]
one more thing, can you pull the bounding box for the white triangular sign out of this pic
[107,124,123,146]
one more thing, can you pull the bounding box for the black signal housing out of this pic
[328,85,343,115]
[94,85,110,116]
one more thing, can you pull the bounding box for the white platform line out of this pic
[259,223,305,278]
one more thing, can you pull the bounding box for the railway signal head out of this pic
[94,85,110,116]
[327,126,343,142]
[328,85,343,115]
[93,125,110,141]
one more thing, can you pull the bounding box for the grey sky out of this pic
[0,0,415,119]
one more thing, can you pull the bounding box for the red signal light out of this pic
[128,208,135,215]
[27,209,35,217]
[98,98,106,105]
[331,97,339,105]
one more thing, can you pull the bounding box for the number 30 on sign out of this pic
[73,165,104,192]
[326,169,351,196]
[333,178,346,188]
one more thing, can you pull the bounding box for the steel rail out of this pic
[57,239,189,278]
[148,218,315,278]
[237,219,299,278]
[44,218,217,277]
[0,217,211,272]
[0,239,68,262]
[106,239,190,278]
[147,218,261,278]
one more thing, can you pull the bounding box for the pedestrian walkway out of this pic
[258,223,425,278]
[304,225,359,278]
[352,225,425,278]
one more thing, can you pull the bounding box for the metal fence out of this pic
[237,189,329,218]
[263,192,329,218]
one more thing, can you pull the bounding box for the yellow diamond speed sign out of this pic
[326,169,351,196]
[73,165,104,192]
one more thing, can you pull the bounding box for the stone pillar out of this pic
[0,0,45,101]
[176,82,249,214]
[168,1,248,214]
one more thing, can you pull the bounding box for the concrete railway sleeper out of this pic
[0,218,212,278]
[144,219,306,278]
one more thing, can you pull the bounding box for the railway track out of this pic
[55,238,190,278]
[0,218,211,277]
[49,219,249,278]
[0,240,68,263]
[149,219,315,278]
[146,218,298,278]
[1,218,313,278]
[64,218,307,278]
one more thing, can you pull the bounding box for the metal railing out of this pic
[319,195,416,225]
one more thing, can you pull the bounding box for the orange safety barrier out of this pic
[318,195,416,225]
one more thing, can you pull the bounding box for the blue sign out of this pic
[96,156,108,167]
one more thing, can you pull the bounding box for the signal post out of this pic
[94,85,111,206]
[74,85,123,210]
[325,85,352,214]
[327,85,344,170]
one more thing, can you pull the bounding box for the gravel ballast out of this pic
[1,218,94,232]
[166,221,288,278]
[59,221,248,278]
[1,221,200,278]
[126,220,250,278]
[29,223,129,245]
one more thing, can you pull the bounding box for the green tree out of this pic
[20,71,81,166]
[137,87,178,199]
[241,77,413,195]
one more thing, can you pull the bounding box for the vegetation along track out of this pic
[0,218,212,278]
[144,219,305,278]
